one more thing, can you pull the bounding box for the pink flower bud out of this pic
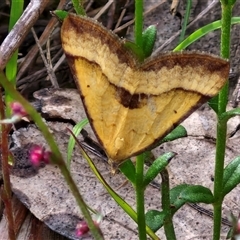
[0,102,28,124]
[76,221,89,236]
[75,213,102,237]
[29,145,51,167]
[10,102,27,117]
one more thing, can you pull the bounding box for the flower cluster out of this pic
[29,145,51,167]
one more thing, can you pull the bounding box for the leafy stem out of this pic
[213,1,236,239]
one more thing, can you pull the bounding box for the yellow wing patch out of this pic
[61,14,229,168]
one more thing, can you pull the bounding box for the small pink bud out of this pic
[76,213,102,237]
[76,221,89,236]
[0,102,27,124]
[10,102,27,117]
[29,145,51,167]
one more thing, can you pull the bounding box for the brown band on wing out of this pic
[143,52,229,75]
[116,87,148,109]
[64,14,136,67]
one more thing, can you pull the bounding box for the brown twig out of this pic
[115,0,130,29]
[31,28,59,88]
[0,0,49,71]
[0,91,16,239]
[113,1,165,33]
[93,0,114,20]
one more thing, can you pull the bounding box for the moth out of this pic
[61,14,229,168]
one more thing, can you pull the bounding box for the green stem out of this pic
[135,154,147,240]
[5,0,24,115]
[134,0,144,48]
[134,4,146,236]
[161,169,176,240]
[179,0,192,43]
[213,1,234,240]
[213,121,227,240]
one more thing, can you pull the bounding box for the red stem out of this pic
[0,92,16,240]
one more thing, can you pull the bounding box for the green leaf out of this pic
[170,184,190,210]
[119,159,136,185]
[226,227,233,239]
[174,17,240,51]
[143,152,176,187]
[177,185,214,203]
[146,184,213,232]
[124,40,145,61]
[178,0,192,43]
[222,156,240,196]
[54,10,69,21]
[145,210,165,232]
[5,0,24,114]
[67,118,89,168]
[208,95,219,114]
[142,25,157,58]
[160,125,187,143]
[170,184,214,210]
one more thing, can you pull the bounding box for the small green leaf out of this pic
[208,95,219,114]
[143,152,176,187]
[226,227,233,239]
[222,156,240,196]
[124,40,145,61]
[142,25,157,58]
[67,118,89,168]
[54,10,69,21]
[145,210,165,232]
[178,185,214,203]
[170,184,189,210]
[170,184,214,210]
[160,125,187,143]
[119,159,136,185]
